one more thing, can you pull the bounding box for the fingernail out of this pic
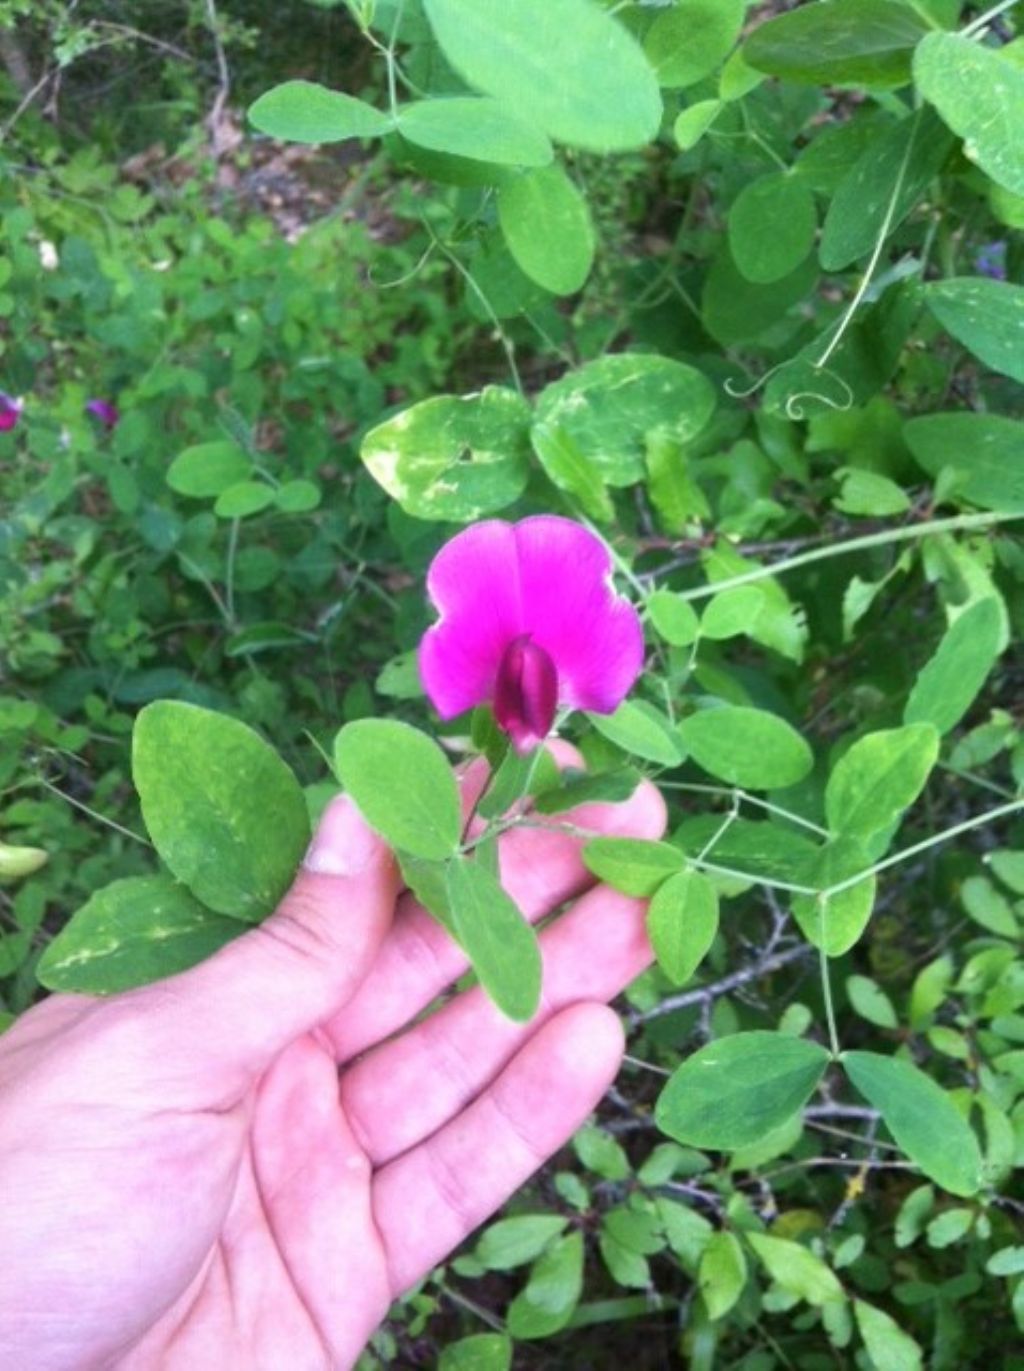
[303,794,385,876]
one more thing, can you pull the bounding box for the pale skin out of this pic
[0,749,665,1370]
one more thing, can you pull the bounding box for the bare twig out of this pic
[627,941,813,1027]
[203,0,231,157]
[92,22,192,62]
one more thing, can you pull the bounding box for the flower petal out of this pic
[85,399,120,428]
[513,516,644,714]
[419,515,644,724]
[419,520,524,719]
[494,635,558,753]
[0,393,22,432]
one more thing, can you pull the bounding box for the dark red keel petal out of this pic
[494,635,558,754]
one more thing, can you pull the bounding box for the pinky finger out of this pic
[372,1003,624,1296]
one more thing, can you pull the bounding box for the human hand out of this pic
[0,750,664,1371]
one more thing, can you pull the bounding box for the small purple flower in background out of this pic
[85,399,120,429]
[420,516,644,753]
[0,393,23,432]
[975,242,1007,282]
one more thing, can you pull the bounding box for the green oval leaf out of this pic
[439,1333,512,1371]
[655,1031,831,1150]
[841,1050,983,1196]
[361,387,531,522]
[248,80,392,143]
[334,718,461,861]
[743,0,928,87]
[166,441,250,498]
[497,164,595,295]
[387,132,513,188]
[422,0,662,152]
[825,723,940,843]
[586,699,685,767]
[674,99,722,150]
[960,875,1018,938]
[648,590,700,647]
[700,585,766,641]
[647,869,719,986]
[746,1233,845,1307]
[904,412,1024,513]
[275,479,322,513]
[213,480,275,519]
[532,354,716,491]
[475,1215,568,1271]
[583,837,683,897]
[819,109,953,271]
[728,174,817,284]
[506,1230,584,1337]
[36,875,241,994]
[914,33,1024,197]
[846,974,899,1030]
[678,706,813,790]
[702,247,818,346]
[792,836,877,958]
[926,277,1024,385]
[133,702,311,922]
[854,1300,924,1371]
[644,0,745,90]
[904,598,1004,736]
[675,815,817,885]
[397,98,553,167]
[699,1231,747,1320]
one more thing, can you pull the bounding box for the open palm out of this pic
[0,755,664,1371]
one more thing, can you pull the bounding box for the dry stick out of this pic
[203,0,231,157]
[627,942,812,1027]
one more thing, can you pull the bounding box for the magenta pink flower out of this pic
[85,399,120,429]
[0,393,23,432]
[420,516,644,753]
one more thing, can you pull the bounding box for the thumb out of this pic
[159,795,399,1076]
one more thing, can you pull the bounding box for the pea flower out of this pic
[419,516,644,753]
[975,242,1007,281]
[0,393,23,432]
[85,399,120,429]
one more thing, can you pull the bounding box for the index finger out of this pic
[324,751,665,1061]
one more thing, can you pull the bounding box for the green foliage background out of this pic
[2,1,1024,1366]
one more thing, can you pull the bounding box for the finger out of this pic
[248,1038,387,1368]
[373,1003,623,1295]
[146,795,399,1080]
[341,881,651,1166]
[327,773,666,1061]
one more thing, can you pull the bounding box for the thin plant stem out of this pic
[622,1053,671,1077]
[427,224,523,396]
[937,761,1017,801]
[658,780,829,837]
[33,776,151,847]
[814,109,922,372]
[962,0,1021,37]
[818,923,841,1058]
[696,796,739,862]
[692,858,817,896]
[824,798,1024,898]
[224,517,240,623]
[674,511,1021,603]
